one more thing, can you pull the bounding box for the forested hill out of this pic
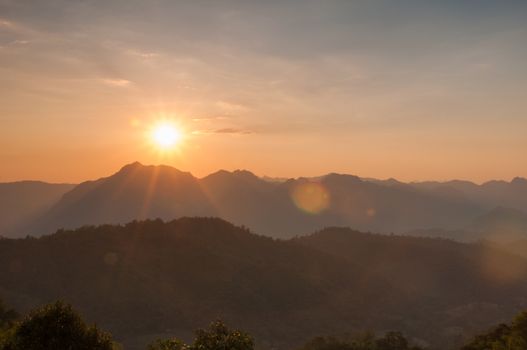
[1,218,527,349]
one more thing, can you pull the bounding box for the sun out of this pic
[150,121,182,151]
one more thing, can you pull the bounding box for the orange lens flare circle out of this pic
[291,182,330,214]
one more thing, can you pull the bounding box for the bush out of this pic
[1,301,117,350]
[148,320,253,350]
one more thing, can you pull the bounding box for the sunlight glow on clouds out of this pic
[0,1,526,182]
[101,79,132,87]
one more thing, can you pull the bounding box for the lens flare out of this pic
[291,182,330,214]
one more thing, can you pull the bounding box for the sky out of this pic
[1,0,526,183]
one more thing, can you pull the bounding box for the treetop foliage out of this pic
[148,320,254,350]
[461,311,527,350]
[0,301,117,350]
[4,298,527,350]
[298,331,422,350]
[0,301,17,331]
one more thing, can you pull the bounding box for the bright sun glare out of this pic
[150,122,182,150]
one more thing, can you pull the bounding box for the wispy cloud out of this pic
[215,128,254,134]
[126,49,160,60]
[191,116,231,122]
[0,19,14,28]
[100,79,132,87]
[193,128,254,135]
[10,40,30,45]
[216,100,250,113]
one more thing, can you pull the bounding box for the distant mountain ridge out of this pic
[12,162,486,238]
[470,206,527,240]
[0,181,75,236]
[408,177,527,211]
[3,162,527,241]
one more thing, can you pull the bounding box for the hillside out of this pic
[470,207,527,241]
[2,219,527,349]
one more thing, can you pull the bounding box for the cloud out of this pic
[10,40,29,45]
[193,128,254,135]
[216,100,250,113]
[215,128,254,134]
[191,116,231,122]
[100,79,132,87]
[126,49,160,60]
[0,19,13,28]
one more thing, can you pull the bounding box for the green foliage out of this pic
[147,338,188,350]
[462,311,527,350]
[193,320,254,350]
[299,336,355,350]
[0,300,18,331]
[375,332,411,350]
[150,320,253,350]
[298,331,421,350]
[0,300,18,349]
[1,301,116,350]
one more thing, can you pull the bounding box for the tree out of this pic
[148,320,253,350]
[462,311,527,350]
[375,332,409,350]
[0,300,18,349]
[0,300,18,331]
[297,331,421,350]
[299,336,355,350]
[1,301,117,350]
[192,320,254,350]
[147,338,188,350]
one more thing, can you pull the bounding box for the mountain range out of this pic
[2,162,527,241]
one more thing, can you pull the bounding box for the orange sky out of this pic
[1,1,526,184]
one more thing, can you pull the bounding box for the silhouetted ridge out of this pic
[322,173,362,184]
[9,162,527,241]
[24,163,214,236]
[511,177,527,186]
[117,161,144,173]
[203,169,262,186]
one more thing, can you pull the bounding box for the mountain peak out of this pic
[118,161,144,173]
[204,169,260,183]
[116,162,193,178]
[232,169,259,180]
[322,172,362,184]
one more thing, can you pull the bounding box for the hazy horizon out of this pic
[2,160,527,185]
